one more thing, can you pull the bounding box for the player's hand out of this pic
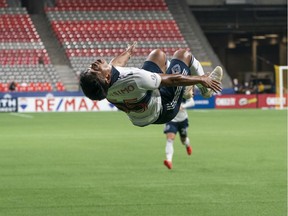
[126,42,137,56]
[200,75,222,93]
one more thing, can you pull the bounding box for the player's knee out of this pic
[146,49,167,72]
[147,49,166,61]
[172,49,192,66]
[166,133,176,140]
[180,137,186,143]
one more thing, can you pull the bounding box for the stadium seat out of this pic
[44,0,188,75]
[0,8,62,92]
[0,0,7,8]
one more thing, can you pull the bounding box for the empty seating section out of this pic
[0,7,64,92]
[0,0,7,7]
[52,20,183,41]
[45,0,188,74]
[0,14,40,42]
[49,0,167,10]
[0,49,49,65]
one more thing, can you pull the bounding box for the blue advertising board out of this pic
[190,95,215,109]
[0,95,17,112]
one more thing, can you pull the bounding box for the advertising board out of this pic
[17,96,117,112]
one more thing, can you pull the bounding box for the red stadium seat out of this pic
[43,0,188,84]
[0,8,61,92]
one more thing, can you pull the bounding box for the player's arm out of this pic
[109,42,137,67]
[159,74,222,93]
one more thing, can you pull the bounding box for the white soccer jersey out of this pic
[171,98,195,122]
[107,66,162,127]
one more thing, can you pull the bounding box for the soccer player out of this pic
[163,96,195,170]
[80,42,223,127]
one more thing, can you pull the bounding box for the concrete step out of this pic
[166,0,232,88]
[30,14,79,91]
[54,65,79,91]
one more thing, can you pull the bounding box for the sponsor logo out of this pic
[17,97,116,112]
[19,98,28,110]
[195,100,209,105]
[238,98,257,106]
[266,97,286,105]
[171,64,181,74]
[216,98,236,106]
[0,96,17,112]
[34,98,100,112]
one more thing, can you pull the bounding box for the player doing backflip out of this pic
[80,42,223,127]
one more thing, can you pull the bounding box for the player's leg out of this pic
[164,133,175,169]
[154,49,192,124]
[171,49,194,99]
[189,55,208,97]
[141,49,167,73]
[179,119,192,155]
[170,48,192,67]
[190,54,223,98]
[163,122,178,169]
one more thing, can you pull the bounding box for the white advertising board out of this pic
[18,96,118,112]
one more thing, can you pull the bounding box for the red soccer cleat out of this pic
[186,146,192,155]
[164,160,173,169]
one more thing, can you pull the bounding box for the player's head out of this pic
[80,59,111,101]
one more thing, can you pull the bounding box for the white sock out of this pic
[165,139,174,161]
[190,56,204,76]
[183,137,190,147]
[190,56,206,89]
[166,59,171,69]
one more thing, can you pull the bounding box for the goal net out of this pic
[274,65,288,110]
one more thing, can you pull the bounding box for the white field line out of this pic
[9,113,34,119]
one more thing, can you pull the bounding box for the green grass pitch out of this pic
[0,109,286,216]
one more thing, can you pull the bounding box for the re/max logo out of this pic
[34,98,100,111]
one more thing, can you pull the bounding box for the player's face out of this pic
[89,59,111,81]
[91,58,110,74]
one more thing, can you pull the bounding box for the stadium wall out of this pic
[185,0,287,5]
[0,91,286,113]
[21,0,45,14]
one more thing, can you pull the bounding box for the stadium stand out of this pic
[44,0,231,89]
[0,0,232,93]
[0,5,64,92]
[45,0,189,75]
[0,0,7,7]
[166,0,231,88]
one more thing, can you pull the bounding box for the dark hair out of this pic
[79,69,108,101]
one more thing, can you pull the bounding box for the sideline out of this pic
[9,113,34,119]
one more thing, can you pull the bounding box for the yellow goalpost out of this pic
[274,65,288,110]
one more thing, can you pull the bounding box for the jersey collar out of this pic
[110,66,120,86]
